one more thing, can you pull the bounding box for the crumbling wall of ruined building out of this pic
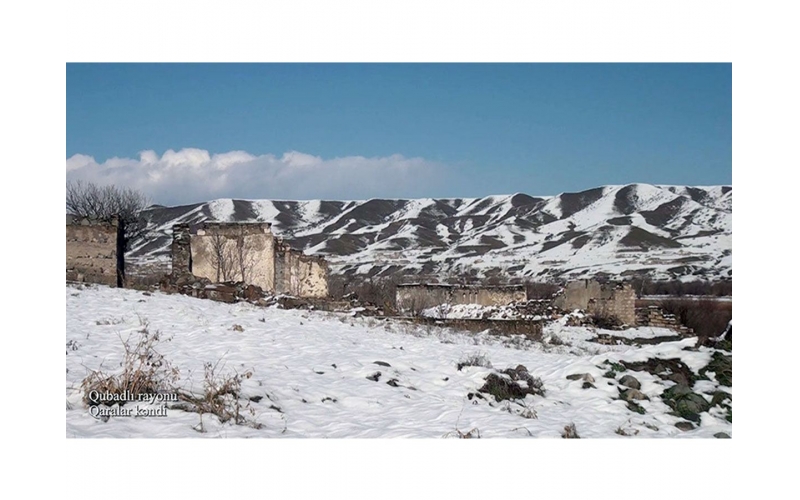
[66,215,124,287]
[475,286,527,306]
[396,285,451,314]
[554,279,636,325]
[395,284,527,315]
[274,240,329,298]
[171,223,192,275]
[635,306,693,334]
[189,222,275,292]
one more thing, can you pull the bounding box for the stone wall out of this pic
[171,223,192,275]
[66,215,124,287]
[396,284,527,315]
[171,222,329,298]
[190,222,275,291]
[554,279,636,325]
[636,306,693,334]
[275,240,329,298]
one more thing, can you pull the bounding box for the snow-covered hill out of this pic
[66,284,733,438]
[129,183,732,281]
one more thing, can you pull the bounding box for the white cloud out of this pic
[65,148,448,205]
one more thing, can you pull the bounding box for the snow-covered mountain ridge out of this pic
[129,183,731,281]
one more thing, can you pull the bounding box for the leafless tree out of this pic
[235,230,258,284]
[208,233,235,282]
[66,181,151,251]
[208,228,258,284]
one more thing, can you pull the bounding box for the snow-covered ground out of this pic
[66,284,731,438]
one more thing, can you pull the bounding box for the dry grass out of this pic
[456,352,493,371]
[81,321,179,407]
[561,423,580,439]
[659,298,732,337]
[80,318,262,428]
[178,360,261,427]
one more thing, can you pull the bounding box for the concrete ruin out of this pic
[171,222,329,298]
[554,279,636,325]
[396,284,527,315]
[66,215,125,287]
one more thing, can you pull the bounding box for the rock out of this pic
[662,384,710,421]
[675,421,695,431]
[620,388,648,402]
[622,358,696,386]
[699,351,732,387]
[386,379,400,387]
[663,384,693,399]
[582,382,596,389]
[477,367,545,402]
[373,361,391,367]
[243,284,264,302]
[627,401,646,414]
[366,372,381,382]
[675,395,709,421]
[567,373,595,383]
[665,372,690,386]
[619,374,641,390]
[714,432,731,439]
[710,391,732,408]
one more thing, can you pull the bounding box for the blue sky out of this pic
[67,63,731,205]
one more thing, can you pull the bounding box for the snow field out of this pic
[67,285,731,438]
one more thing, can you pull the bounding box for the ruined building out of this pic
[553,279,636,325]
[396,283,527,315]
[66,215,125,287]
[171,222,329,298]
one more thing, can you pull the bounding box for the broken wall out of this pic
[66,216,124,287]
[171,223,192,275]
[396,284,526,315]
[554,279,636,325]
[275,241,329,298]
[190,222,276,291]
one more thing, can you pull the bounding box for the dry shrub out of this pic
[456,352,493,371]
[562,423,580,439]
[329,275,402,313]
[631,279,732,297]
[80,320,261,428]
[81,322,179,407]
[451,428,481,439]
[525,282,561,300]
[659,298,732,338]
[179,360,259,427]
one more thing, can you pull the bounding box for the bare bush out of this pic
[207,228,259,284]
[631,278,732,297]
[81,321,178,407]
[329,275,402,313]
[525,282,561,300]
[209,233,236,282]
[445,427,481,439]
[562,423,580,439]
[183,361,259,426]
[80,321,262,428]
[659,298,732,338]
[456,352,493,371]
[66,180,151,251]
